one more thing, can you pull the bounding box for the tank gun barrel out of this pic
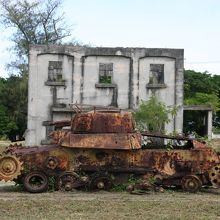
[141,132,192,141]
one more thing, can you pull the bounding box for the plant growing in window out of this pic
[99,63,113,84]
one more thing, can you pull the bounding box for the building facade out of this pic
[26,45,184,145]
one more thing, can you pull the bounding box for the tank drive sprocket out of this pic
[0,153,23,181]
[209,164,220,188]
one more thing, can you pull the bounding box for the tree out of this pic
[134,96,177,133]
[0,74,27,140]
[185,92,220,114]
[212,74,220,101]
[184,70,220,114]
[0,0,72,140]
[184,70,219,99]
[0,0,71,68]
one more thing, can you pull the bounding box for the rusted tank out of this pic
[0,109,219,193]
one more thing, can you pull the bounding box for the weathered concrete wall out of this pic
[139,57,176,132]
[81,56,130,108]
[26,45,184,145]
[26,51,74,145]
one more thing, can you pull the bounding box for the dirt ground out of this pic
[0,140,220,219]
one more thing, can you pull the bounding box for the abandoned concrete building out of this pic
[26,45,184,145]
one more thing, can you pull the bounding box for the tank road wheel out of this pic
[153,174,163,185]
[23,171,48,193]
[89,173,113,191]
[209,164,220,188]
[45,156,59,170]
[181,175,202,193]
[56,172,80,191]
[0,153,23,181]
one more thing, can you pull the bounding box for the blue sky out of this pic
[1,0,220,77]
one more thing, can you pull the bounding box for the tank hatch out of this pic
[71,111,135,133]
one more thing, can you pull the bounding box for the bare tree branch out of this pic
[0,0,72,65]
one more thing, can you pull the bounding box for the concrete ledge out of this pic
[212,133,220,139]
[52,107,75,112]
[183,105,212,111]
[95,83,117,88]
[146,84,167,89]
[45,81,66,86]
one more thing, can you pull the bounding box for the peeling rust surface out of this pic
[71,111,135,133]
[46,120,71,129]
[0,110,220,192]
[61,133,141,150]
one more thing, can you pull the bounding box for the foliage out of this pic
[184,70,219,99]
[213,126,220,133]
[111,183,127,192]
[48,176,56,192]
[112,174,139,192]
[134,96,177,133]
[99,76,112,84]
[212,74,220,99]
[0,105,17,137]
[184,70,220,112]
[184,92,220,113]
[0,74,27,141]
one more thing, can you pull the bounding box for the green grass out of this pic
[0,188,219,220]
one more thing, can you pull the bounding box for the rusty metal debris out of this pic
[0,109,219,193]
